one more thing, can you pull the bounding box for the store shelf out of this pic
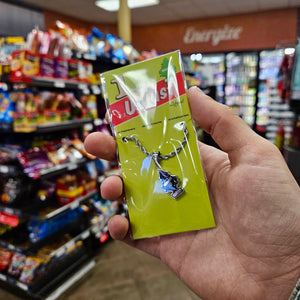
[43,190,97,220]
[0,201,117,299]
[0,245,95,300]
[36,119,94,133]
[0,164,22,175]
[10,75,92,91]
[75,52,129,67]
[0,119,94,134]
[0,204,27,218]
[0,187,96,223]
[43,259,96,300]
[39,158,89,179]
[0,239,25,253]
[0,33,122,300]
[227,103,255,107]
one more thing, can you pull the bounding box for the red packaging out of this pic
[0,212,19,227]
[0,249,13,271]
[10,50,25,81]
[56,174,84,205]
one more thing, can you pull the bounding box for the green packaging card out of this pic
[101,50,215,239]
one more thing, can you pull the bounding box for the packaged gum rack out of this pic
[101,50,215,239]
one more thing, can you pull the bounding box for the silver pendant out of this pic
[152,152,184,199]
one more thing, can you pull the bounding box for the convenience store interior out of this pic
[0,0,300,299]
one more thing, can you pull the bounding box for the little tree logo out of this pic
[159,58,176,82]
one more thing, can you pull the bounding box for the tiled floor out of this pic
[0,240,200,300]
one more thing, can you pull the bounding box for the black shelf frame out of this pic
[0,51,123,299]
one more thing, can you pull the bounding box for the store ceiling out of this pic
[20,0,300,25]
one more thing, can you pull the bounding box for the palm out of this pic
[130,140,299,300]
[84,87,300,300]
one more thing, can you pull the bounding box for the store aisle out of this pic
[62,240,200,300]
[0,239,200,300]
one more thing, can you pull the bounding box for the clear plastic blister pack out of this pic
[101,50,215,239]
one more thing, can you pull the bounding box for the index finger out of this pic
[84,131,117,162]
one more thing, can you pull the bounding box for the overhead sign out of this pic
[132,8,297,53]
[183,24,243,46]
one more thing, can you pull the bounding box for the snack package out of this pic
[68,59,79,80]
[0,248,13,271]
[101,50,215,239]
[23,51,40,77]
[55,57,68,79]
[17,147,54,179]
[19,256,43,284]
[10,50,25,81]
[0,90,15,127]
[40,54,55,78]
[8,252,26,277]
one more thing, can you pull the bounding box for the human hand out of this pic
[84,86,300,300]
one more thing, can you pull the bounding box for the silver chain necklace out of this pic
[122,122,188,199]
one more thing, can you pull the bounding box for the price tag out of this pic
[84,123,93,131]
[55,247,65,258]
[81,230,90,240]
[16,281,28,291]
[4,207,14,215]
[54,80,65,88]
[0,273,7,281]
[7,244,15,250]
[98,175,105,183]
[67,163,78,171]
[91,85,101,95]
[83,88,90,95]
[91,224,100,234]
[78,83,88,90]
[65,240,75,250]
[70,200,79,210]
[0,166,9,173]
[83,53,96,61]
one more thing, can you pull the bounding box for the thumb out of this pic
[187,86,264,165]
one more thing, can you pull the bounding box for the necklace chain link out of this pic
[122,126,188,160]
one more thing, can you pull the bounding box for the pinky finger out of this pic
[108,215,130,241]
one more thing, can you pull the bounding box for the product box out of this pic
[23,51,40,77]
[40,54,55,78]
[10,50,40,81]
[10,50,25,81]
[68,59,79,80]
[101,50,215,239]
[78,61,93,83]
[55,57,69,79]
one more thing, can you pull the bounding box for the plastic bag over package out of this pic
[101,50,215,239]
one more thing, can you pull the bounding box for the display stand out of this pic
[0,56,122,299]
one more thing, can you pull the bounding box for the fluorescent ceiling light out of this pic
[95,0,160,12]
